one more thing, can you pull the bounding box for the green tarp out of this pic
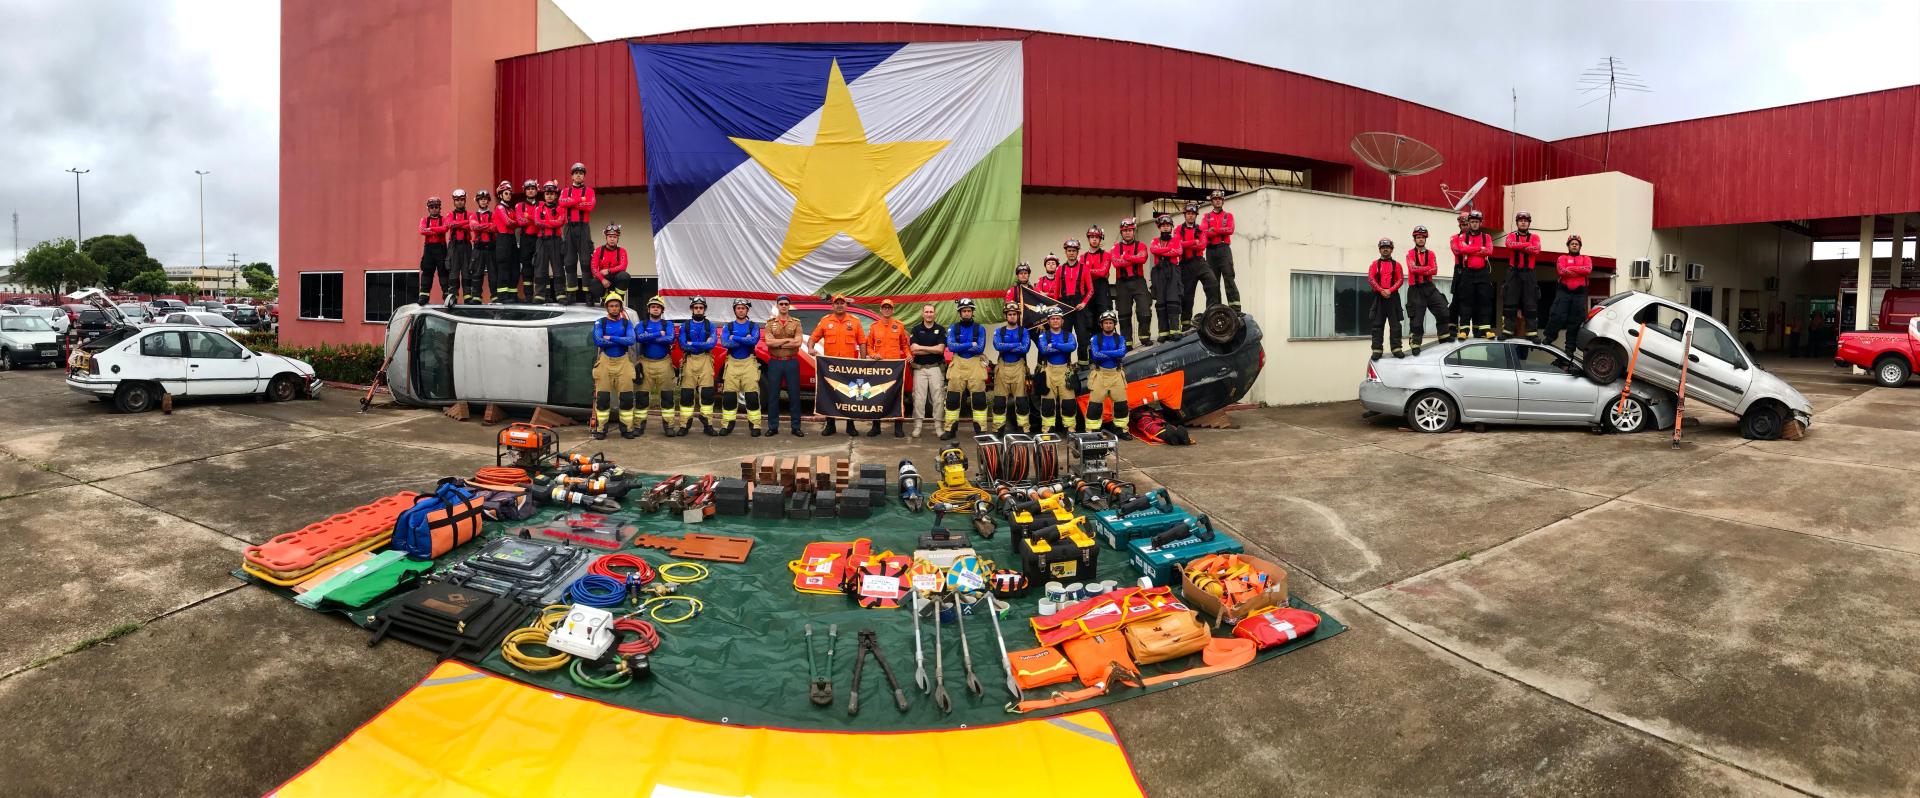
[241,474,1343,732]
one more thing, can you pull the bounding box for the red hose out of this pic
[614,617,660,655]
[589,553,656,585]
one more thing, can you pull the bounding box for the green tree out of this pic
[14,238,105,295]
[168,281,200,296]
[81,234,163,291]
[243,263,276,292]
[125,270,171,295]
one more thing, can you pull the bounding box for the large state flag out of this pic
[633,41,1023,319]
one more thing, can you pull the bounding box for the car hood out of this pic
[1748,367,1812,415]
[1,330,58,345]
[260,352,317,376]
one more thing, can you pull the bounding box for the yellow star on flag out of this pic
[731,60,949,277]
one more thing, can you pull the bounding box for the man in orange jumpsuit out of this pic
[865,298,911,438]
[808,293,867,437]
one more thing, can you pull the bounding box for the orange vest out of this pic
[866,318,909,359]
[813,313,866,358]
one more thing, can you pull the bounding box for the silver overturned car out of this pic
[1360,339,1676,434]
[382,303,607,410]
[1574,291,1811,440]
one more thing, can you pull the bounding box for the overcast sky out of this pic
[1,0,1914,270]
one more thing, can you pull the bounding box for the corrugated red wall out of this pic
[1546,86,1920,229]
[496,23,1556,222]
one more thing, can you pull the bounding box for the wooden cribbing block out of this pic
[530,407,575,427]
[778,457,796,485]
[444,401,470,421]
[482,404,505,425]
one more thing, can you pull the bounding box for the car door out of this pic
[1677,315,1754,412]
[134,331,191,394]
[181,330,260,395]
[1626,300,1691,388]
[1441,343,1517,420]
[1511,343,1600,423]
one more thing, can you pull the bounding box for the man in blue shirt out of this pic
[1036,306,1080,433]
[991,302,1033,434]
[718,298,764,437]
[634,296,679,437]
[1086,310,1133,440]
[940,298,988,440]
[590,291,639,440]
[676,296,719,436]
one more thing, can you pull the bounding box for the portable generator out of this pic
[496,422,559,470]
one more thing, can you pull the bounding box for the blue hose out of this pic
[566,574,627,609]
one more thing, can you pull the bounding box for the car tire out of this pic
[114,382,157,414]
[1740,402,1786,441]
[1405,390,1459,433]
[1607,395,1651,434]
[1873,356,1910,388]
[0,347,11,371]
[1197,305,1244,353]
[266,374,300,402]
[1582,341,1624,385]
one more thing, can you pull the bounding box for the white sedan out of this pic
[65,324,321,413]
[164,311,241,329]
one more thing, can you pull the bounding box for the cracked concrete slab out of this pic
[1371,425,1730,497]
[1141,446,1606,592]
[1623,447,1920,554]
[0,484,242,675]
[213,386,427,434]
[0,404,323,482]
[0,588,434,798]
[1811,399,1920,434]
[0,451,78,497]
[1748,421,1920,472]
[92,435,484,544]
[1110,603,1795,798]
[1856,386,1920,406]
[1364,501,1920,797]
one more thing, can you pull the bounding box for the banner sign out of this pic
[815,356,908,419]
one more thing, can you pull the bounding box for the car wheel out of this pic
[0,347,11,371]
[1197,305,1244,353]
[114,382,157,414]
[1740,402,1786,441]
[1874,356,1910,388]
[266,374,299,402]
[1607,395,1651,433]
[1405,390,1458,433]
[1582,341,1623,384]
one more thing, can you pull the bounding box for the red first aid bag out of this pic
[1231,607,1321,649]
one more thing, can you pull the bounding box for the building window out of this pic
[365,271,421,323]
[1290,272,1449,339]
[299,272,344,321]
[1689,286,1713,314]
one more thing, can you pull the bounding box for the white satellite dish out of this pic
[1348,132,1443,203]
[1442,176,1488,213]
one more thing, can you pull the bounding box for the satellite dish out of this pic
[1349,132,1444,203]
[1440,176,1488,213]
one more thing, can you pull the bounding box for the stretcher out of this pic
[243,492,419,582]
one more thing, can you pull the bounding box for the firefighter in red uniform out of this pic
[1450,210,1496,339]
[1148,214,1185,343]
[1176,202,1216,331]
[532,181,566,303]
[416,197,448,305]
[1082,225,1113,325]
[1110,217,1151,347]
[1543,235,1593,351]
[490,181,519,303]
[1404,225,1451,355]
[1202,190,1239,309]
[1056,238,1095,360]
[592,223,630,299]
[1004,261,1034,305]
[1501,211,1543,341]
[516,180,540,301]
[1036,254,1062,298]
[468,190,498,303]
[445,189,475,304]
[1367,238,1406,360]
[1446,212,1468,339]
[558,163,597,304]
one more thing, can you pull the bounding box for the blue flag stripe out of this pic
[632,42,906,232]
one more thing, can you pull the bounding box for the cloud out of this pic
[0,0,279,270]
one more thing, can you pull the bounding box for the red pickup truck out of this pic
[1836,318,1920,387]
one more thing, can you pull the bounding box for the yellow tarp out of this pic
[273,662,1146,798]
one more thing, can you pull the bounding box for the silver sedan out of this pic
[1358,340,1675,434]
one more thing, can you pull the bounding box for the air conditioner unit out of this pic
[1685,263,1706,282]
[1659,254,1681,273]
[1763,276,1780,291]
[1629,259,1651,280]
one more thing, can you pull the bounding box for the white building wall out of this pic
[1230,186,1460,406]
[1017,194,1140,272]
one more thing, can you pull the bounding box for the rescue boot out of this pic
[630,420,647,437]
[591,427,608,441]
[1391,347,1406,358]
[939,424,958,441]
[621,424,640,440]
[823,420,838,436]
[1370,349,1383,361]
[1113,412,1134,441]
[699,417,718,436]
[894,421,905,438]
[1525,331,1541,343]
[718,419,736,436]
[1410,336,1424,356]
[1229,300,1241,310]
[749,423,762,438]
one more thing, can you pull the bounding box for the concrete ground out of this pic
[0,356,1913,797]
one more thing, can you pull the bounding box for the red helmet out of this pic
[1412,225,1429,237]
[1377,238,1394,249]
[1086,225,1104,238]
[1043,253,1060,265]
[1467,210,1484,221]
[1118,217,1137,230]
[1566,235,1583,246]
[1063,238,1081,250]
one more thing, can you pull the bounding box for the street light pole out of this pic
[65,168,89,243]
[195,170,210,273]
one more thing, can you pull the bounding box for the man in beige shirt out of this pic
[763,295,808,436]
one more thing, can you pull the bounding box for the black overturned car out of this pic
[1067,304,1264,422]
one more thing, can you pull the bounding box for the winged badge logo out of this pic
[826,376,898,400]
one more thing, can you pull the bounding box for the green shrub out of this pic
[232,330,277,349]
[249,341,384,384]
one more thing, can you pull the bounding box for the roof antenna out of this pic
[1348,132,1443,204]
[1577,56,1652,168]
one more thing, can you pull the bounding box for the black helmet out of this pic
[1047,306,1065,318]
[1015,260,1030,273]
[522,179,538,190]
[688,295,707,308]
[1209,189,1226,200]
[571,162,587,174]
[603,223,621,236]
[1063,238,1081,250]
[426,196,442,207]
[1099,309,1119,323]
[1377,238,1394,249]
[1154,213,1173,226]
[733,297,750,308]
[955,298,976,310]
[475,190,490,200]
[1515,211,1532,221]
[1183,202,1199,214]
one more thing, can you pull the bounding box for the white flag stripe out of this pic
[655,41,1022,314]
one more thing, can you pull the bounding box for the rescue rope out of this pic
[500,605,572,672]
[658,561,709,584]
[566,574,628,608]
[637,595,703,624]
[931,482,992,510]
[471,467,532,491]
[588,553,656,585]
